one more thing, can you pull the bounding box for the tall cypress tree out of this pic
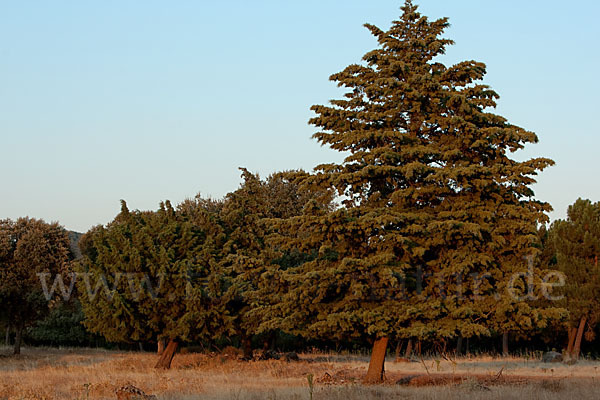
[271,1,555,382]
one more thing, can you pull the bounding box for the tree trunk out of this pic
[404,339,413,358]
[502,331,509,356]
[5,326,9,346]
[364,337,388,384]
[566,327,577,355]
[395,340,403,359]
[466,337,470,355]
[154,339,179,369]
[157,339,166,355]
[456,336,463,356]
[416,340,422,356]
[13,324,23,355]
[572,316,587,360]
[241,335,253,360]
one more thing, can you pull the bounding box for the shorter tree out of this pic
[550,198,600,359]
[77,200,229,368]
[0,218,71,354]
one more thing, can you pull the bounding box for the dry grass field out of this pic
[1,346,600,399]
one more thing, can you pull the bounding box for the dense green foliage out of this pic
[218,169,332,353]
[76,200,229,346]
[550,199,600,341]
[74,170,329,358]
[26,300,99,347]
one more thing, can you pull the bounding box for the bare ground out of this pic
[1,346,599,399]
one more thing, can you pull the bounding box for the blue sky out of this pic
[1,1,598,232]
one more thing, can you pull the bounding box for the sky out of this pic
[1,1,598,233]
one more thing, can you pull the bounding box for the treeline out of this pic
[1,179,598,374]
[1,1,598,383]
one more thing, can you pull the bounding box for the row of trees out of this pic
[74,186,597,377]
[74,2,593,380]
[76,170,326,368]
[1,195,597,367]
[1,2,598,383]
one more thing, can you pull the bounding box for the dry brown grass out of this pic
[1,346,600,400]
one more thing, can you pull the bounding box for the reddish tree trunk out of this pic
[566,327,577,355]
[364,337,388,384]
[157,339,166,355]
[572,317,587,359]
[154,339,178,369]
[404,339,413,358]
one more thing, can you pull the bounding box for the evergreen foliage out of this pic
[550,199,600,345]
[218,169,331,355]
[76,199,229,351]
[27,300,96,347]
[265,1,557,374]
